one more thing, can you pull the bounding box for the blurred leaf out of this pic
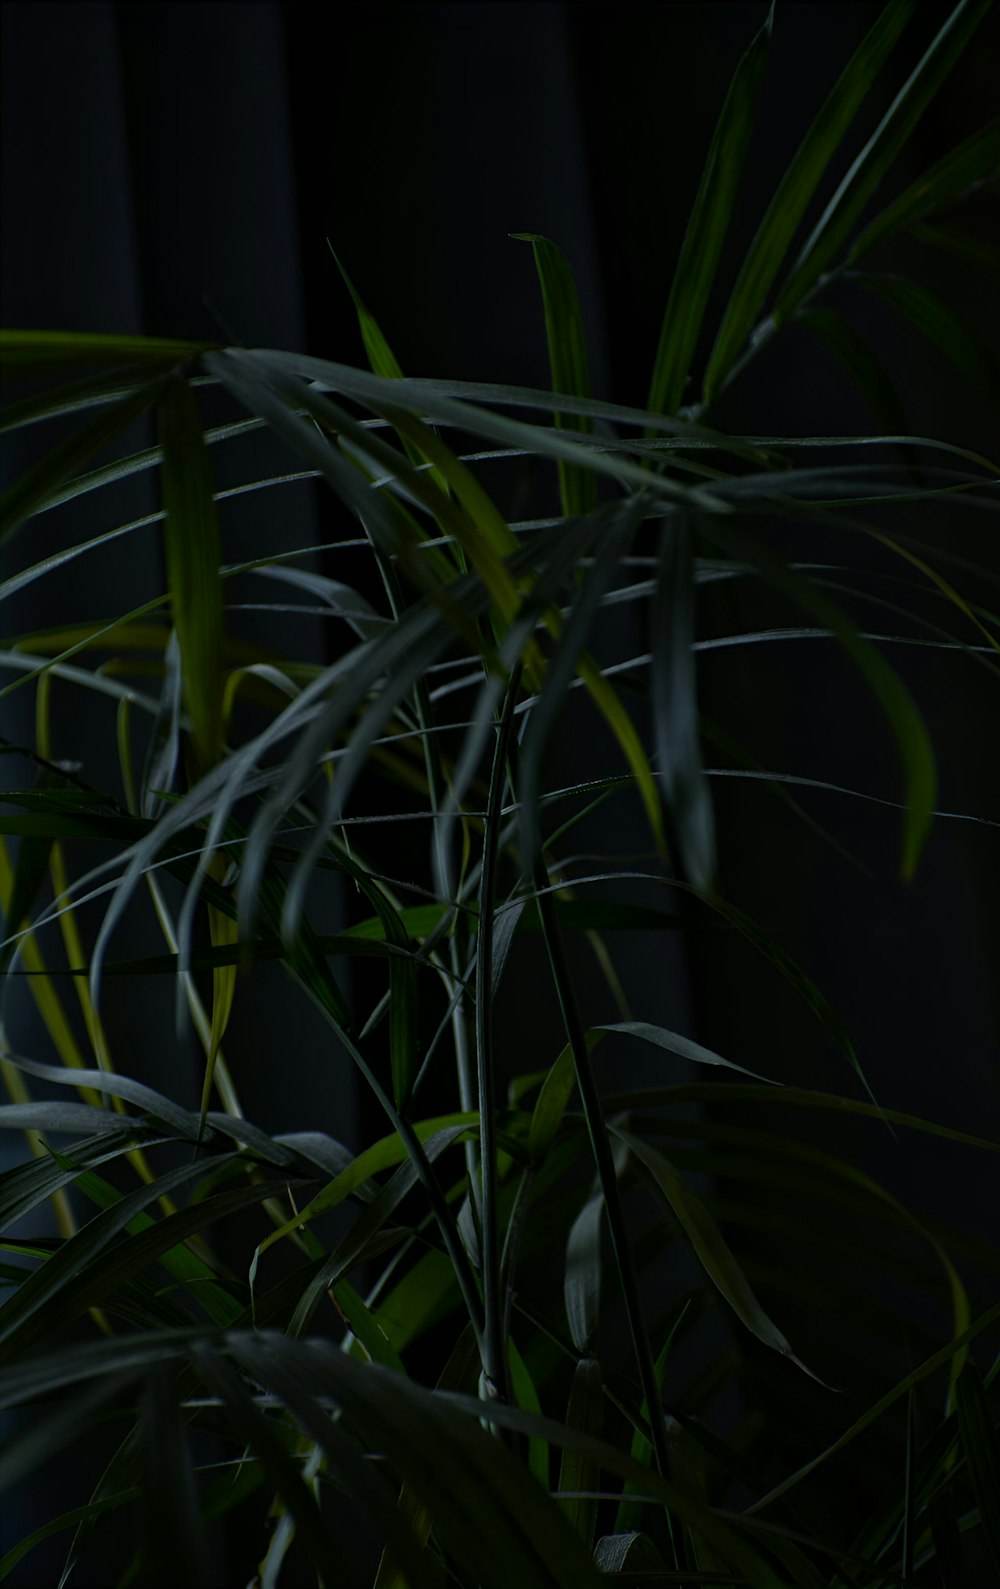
[508,1334,549,1487]
[159,375,224,774]
[0,329,215,374]
[775,0,993,320]
[910,221,1000,274]
[511,232,598,517]
[595,1021,773,1083]
[704,0,914,402]
[651,510,716,887]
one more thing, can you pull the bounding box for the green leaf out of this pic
[615,1128,819,1379]
[0,329,215,374]
[703,0,914,402]
[593,1532,664,1574]
[511,232,598,517]
[955,1360,1000,1578]
[647,2,774,416]
[849,115,1000,264]
[529,1036,597,1159]
[594,1021,774,1083]
[159,375,225,774]
[775,0,994,320]
[651,510,716,887]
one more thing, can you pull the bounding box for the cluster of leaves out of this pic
[1,1,998,1585]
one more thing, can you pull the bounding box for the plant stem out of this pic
[529,846,672,1482]
[476,668,522,1402]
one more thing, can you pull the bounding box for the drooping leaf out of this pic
[615,1128,820,1380]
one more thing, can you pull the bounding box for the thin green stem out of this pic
[476,666,522,1402]
[528,841,672,1482]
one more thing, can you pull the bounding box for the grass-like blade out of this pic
[647,2,774,417]
[564,1183,605,1355]
[557,1358,603,1548]
[774,0,993,321]
[139,1369,208,1588]
[703,0,913,403]
[0,329,215,374]
[511,232,598,517]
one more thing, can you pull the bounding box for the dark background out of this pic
[2,2,998,1584]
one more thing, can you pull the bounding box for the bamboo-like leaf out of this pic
[651,510,715,887]
[647,3,774,416]
[774,0,994,320]
[159,375,225,775]
[0,329,215,374]
[849,115,1000,265]
[511,232,598,517]
[246,1334,605,1589]
[595,1021,773,1082]
[615,1128,819,1379]
[703,0,914,402]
